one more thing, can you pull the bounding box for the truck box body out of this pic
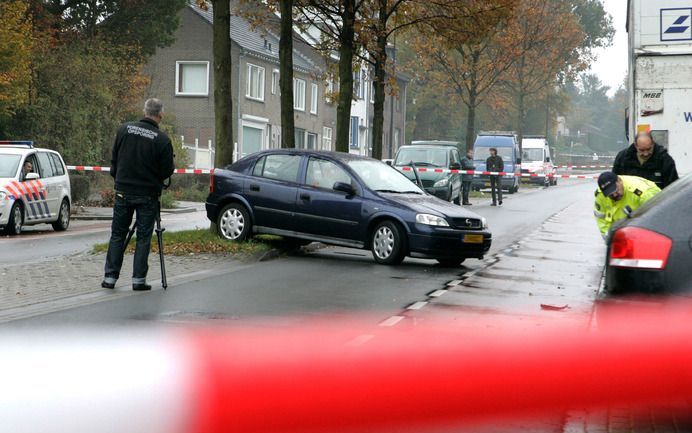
[628,0,692,174]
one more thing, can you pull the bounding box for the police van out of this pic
[0,141,72,235]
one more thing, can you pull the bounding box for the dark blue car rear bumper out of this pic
[408,230,491,259]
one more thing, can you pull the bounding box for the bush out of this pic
[160,191,176,209]
[100,189,115,207]
[70,174,91,204]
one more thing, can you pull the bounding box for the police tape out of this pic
[555,165,611,169]
[3,303,692,433]
[67,165,213,174]
[399,167,599,179]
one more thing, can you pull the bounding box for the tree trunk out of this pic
[212,0,233,166]
[464,50,480,152]
[279,0,295,148]
[370,0,388,160]
[517,91,525,151]
[335,0,356,153]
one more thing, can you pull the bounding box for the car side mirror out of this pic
[333,181,356,195]
[449,162,461,170]
[384,159,393,166]
[516,158,521,164]
[545,157,550,162]
[25,172,40,181]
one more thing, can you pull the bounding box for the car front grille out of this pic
[449,217,483,230]
[421,179,436,188]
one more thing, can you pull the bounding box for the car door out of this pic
[35,151,58,219]
[245,153,301,231]
[17,153,50,223]
[295,157,363,240]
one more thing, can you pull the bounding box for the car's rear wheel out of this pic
[436,257,466,267]
[52,199,70,231]
[371,220,406,265]
[217,203,252,241]
[4,202,23,236]
[453,188,461,205]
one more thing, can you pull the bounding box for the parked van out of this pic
[471,132,521,194]
[521,135,557,186]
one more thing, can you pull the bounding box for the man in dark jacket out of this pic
[486,147,504,206]
[460,149,475,205]
[102,98,175,291]
[612,132,678,189]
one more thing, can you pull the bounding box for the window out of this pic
[307,132,318,150]
[322,127,333,150]
[353,70,366,99]
[310,83,318,114]
[325,75,336,103]
[295,128,306,148]
[350,116,359,149]
[293,78,306,111]
[271,69,279,95]
[370,80,375,103]
[36,152,54,178]
[306,158,351,190]
[50,153,65,176]
[396,95,402,112]
[246,63,265,101]
[176,61,209,96]
[252,154,301,183]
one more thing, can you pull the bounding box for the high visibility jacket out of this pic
[593,175,661,237]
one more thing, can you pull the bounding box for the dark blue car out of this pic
[206,150,491,266]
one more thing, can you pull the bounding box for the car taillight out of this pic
[609,227,672,270]
[209,169,215,194]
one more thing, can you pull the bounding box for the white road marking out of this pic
[429,290,447,298]
[379,316,405,327]
[446,280,462,286]
[346,334,375,346]
[407,301,428,310]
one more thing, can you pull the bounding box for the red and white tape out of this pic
[2,303,692,433]
[67,166,213,174]
[556,165,612,169]
[399,167,598,179]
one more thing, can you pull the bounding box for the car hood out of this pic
[381,192,482,219]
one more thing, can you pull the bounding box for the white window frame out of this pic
[271,69,279,95]
[246,63,265,101]
[293,78,306,111]
[310,83,318,115]
[322,127,332,150]
[175,61,210,96]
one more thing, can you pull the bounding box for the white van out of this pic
[520,136,557,186]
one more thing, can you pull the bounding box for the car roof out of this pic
[251,149,376,163]
[0,146,58,155]
[409,140,459,147]
[474,135,516,146]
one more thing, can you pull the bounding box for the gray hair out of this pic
[143,98,164,118]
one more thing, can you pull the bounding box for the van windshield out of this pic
[473,146,513,162]
[522,148,544,162]
[394,148,448,167]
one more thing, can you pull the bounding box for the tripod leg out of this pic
[155,201,167,289]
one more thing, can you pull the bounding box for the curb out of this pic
[71,207,197,221]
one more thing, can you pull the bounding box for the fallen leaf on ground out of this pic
[540,303,569,311]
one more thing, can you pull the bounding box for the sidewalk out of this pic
[71,200,203,220]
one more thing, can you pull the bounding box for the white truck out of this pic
[627,0,692,175]
[520,136,557,186]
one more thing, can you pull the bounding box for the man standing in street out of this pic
[460,148,475,205]
[486,147,503,206]
[102,98,175,291]
[593,171,660,240]
[612,132,678,189]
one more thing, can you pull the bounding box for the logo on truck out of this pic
[660,8,692,41]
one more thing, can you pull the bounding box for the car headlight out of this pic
[416,213,450,227]
[482,217,488,229]
[433,177,449,188]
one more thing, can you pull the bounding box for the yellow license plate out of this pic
[463,234,484,244]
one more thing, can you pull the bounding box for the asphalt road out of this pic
[3,179,598,327]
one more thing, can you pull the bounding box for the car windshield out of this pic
[0,154,21,178]
[473,146,513,162]
[522,148,544,162]
[394,148,448,167]
[348,160,424,194]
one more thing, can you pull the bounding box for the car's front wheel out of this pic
[52,199,70,231]
[4,202,23,236]
[371,220,407,265]
[436,257,466,267]
[217,203,252,241]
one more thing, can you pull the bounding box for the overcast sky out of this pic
[586,0,628,95]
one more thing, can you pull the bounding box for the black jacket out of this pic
[110,118,175,196]
[460,155,475,180]
[486,155,504,173]
[612,142,678,189]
